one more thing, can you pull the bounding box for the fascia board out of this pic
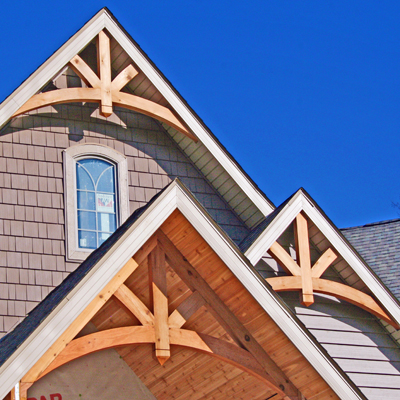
[0,10,107,129]
[175,186,363,400]
[0,9,273,218]
[102,13,274,217]
[0,183,361,399]
[301,198,400,326]
[245,192,304,264]
[245,189,400,333]
[0,182,179,399]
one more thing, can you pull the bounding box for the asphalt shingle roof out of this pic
[342,218,400,300]
[0,185,167,368]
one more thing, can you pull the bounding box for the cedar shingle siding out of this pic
[0,104,248,337]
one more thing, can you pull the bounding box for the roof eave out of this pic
[0,8,274,219]
[245,187,400,327]
[0,181,363,400]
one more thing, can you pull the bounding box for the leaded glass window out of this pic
[76,158,118,249]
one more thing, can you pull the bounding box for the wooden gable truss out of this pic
[0,181,362,400]
[245,190,400,330]
[0,8,275,232]
[11,30,196,142]
[13,227,303,400]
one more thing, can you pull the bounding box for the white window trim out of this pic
[64,143,129,262]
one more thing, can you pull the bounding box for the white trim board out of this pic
[245,189,400,327]
[0,181,362,400]
[0,8,274,219]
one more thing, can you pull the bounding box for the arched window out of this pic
[64,144,129,261]
[76,158,118,249]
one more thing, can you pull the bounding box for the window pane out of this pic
[77,210,96,231]
[96,193,115,213]
[78,230,97,249]
[77,191,96,210]
[79,159,111,186]
[76,157,118,250]
[97,167,115,193]
[76,164,94,191]
[98,232,111,246]
[98,213,117,233]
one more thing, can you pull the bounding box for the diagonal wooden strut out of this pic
[267,211,399,328]
[157,229,299,399]
[268,212,338,306]
[11,30,197,141]
[114,283,154,326]
[21,257,139,385]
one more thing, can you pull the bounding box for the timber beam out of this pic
[20,257,139,385]
[36,326,287,398]
[11,30,197,141]
[157,229,299,399]
[267,211,399,328]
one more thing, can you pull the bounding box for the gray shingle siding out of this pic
[280,291,400,400]
[0,104,249,337]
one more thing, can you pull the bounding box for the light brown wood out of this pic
[39,326,155,378]
[153,283,170,364]
[12,88,101,115]
[22,257,139,384]
[169,328,212,352]
[111,64,139,92]
[12,88,194,140]
[112,92,196,140]
[19,383,30,400]
[157,229,299,399]
[12,29,197,142]
[266,276,398,328]
[133,233,158,265]
[168,290,205,328]
[37,324,286,397]
[268,242,301,276]
[10,387,15,400]
[197,333,281,391]
[148,244,170,364]
[2,391,11,400]
[114,283,154,326]
[295,213,314,306]
[311,248,337,278]
[149,245,167,296]
[98,30,112,116]
[69,55,100,88]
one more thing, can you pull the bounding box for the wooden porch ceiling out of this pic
[20,210,339,400]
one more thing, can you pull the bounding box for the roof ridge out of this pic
[341,218,400,231]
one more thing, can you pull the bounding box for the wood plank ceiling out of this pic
[83,210,338,399]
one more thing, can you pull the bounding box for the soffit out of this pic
[0,180,361,400]
[83,210,338,399]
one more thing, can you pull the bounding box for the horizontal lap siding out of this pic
[280,291,400,399]
[0,103,248,336]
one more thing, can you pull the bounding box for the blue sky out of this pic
[1,1,400,228]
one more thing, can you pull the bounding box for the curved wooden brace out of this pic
[11,88,197,142]
[267,276,399,328]
[37,326,285,396]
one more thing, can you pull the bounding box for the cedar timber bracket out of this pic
[11,30,197,142]
[267,212,399,328]
[17,231,302,400]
